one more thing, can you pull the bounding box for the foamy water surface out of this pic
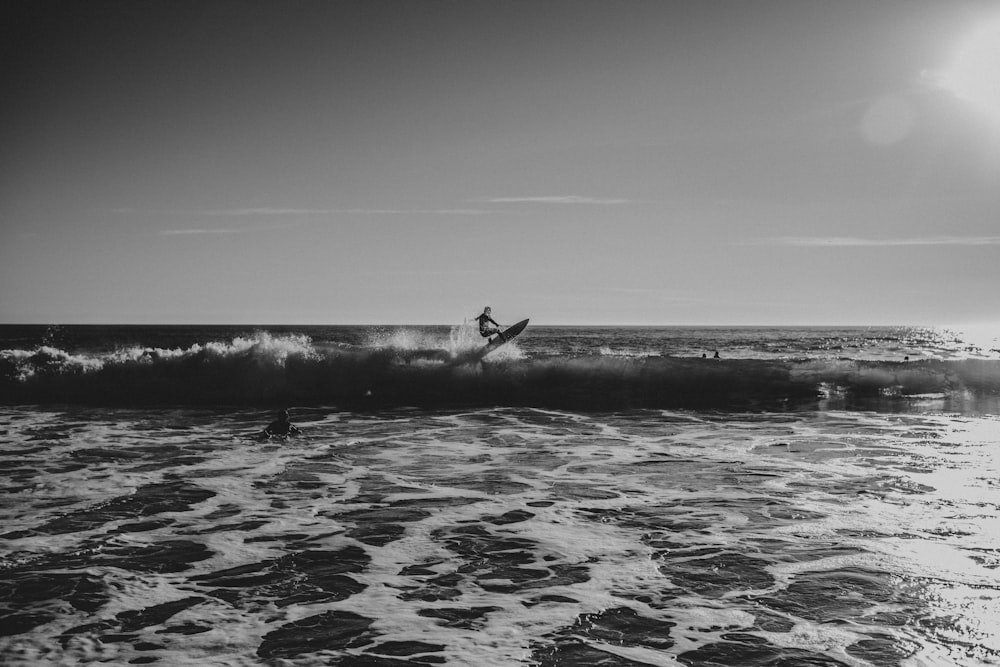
[2,404,999,665]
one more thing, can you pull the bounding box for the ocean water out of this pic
[1,324,999,666]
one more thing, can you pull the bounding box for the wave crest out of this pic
[2,333,999,411]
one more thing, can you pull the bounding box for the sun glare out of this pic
[940,15,1000,127]
[941,322,1000,357]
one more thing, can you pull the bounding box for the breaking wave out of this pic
[2,332,999,411]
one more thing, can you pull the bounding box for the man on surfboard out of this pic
[475,306,505,343]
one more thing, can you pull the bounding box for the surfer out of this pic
[262,409,301,438]
[475,306,505,342]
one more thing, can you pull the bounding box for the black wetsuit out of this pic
[476,312,501,338]
[265,420,300,437]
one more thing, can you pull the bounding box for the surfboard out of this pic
[487,318,529,349]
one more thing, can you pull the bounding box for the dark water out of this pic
[1,325,999,665]
[2,324,999,411]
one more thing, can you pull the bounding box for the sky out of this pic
[3,0,1000,326]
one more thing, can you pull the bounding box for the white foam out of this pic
[3,407,1000,664]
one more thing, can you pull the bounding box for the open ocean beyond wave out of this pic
[2,324,999,666]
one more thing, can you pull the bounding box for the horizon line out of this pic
[0,320,954,328]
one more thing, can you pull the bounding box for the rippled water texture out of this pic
[2,406,998,665]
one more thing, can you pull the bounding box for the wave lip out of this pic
[3,332,999,412]
[1,332,322,405]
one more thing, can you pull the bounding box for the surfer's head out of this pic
[484,306,491,314]
[277,409,289,421]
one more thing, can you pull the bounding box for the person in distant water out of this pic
[475,306,505,342]
[263,409,301,438]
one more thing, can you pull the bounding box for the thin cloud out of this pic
[159,228,245,236]
[751,236,1000,247]
[200,208,328,216]
[199,207,494,216]
[114,207,493,217]
[331,208,494,216]
[485,196,630,205]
